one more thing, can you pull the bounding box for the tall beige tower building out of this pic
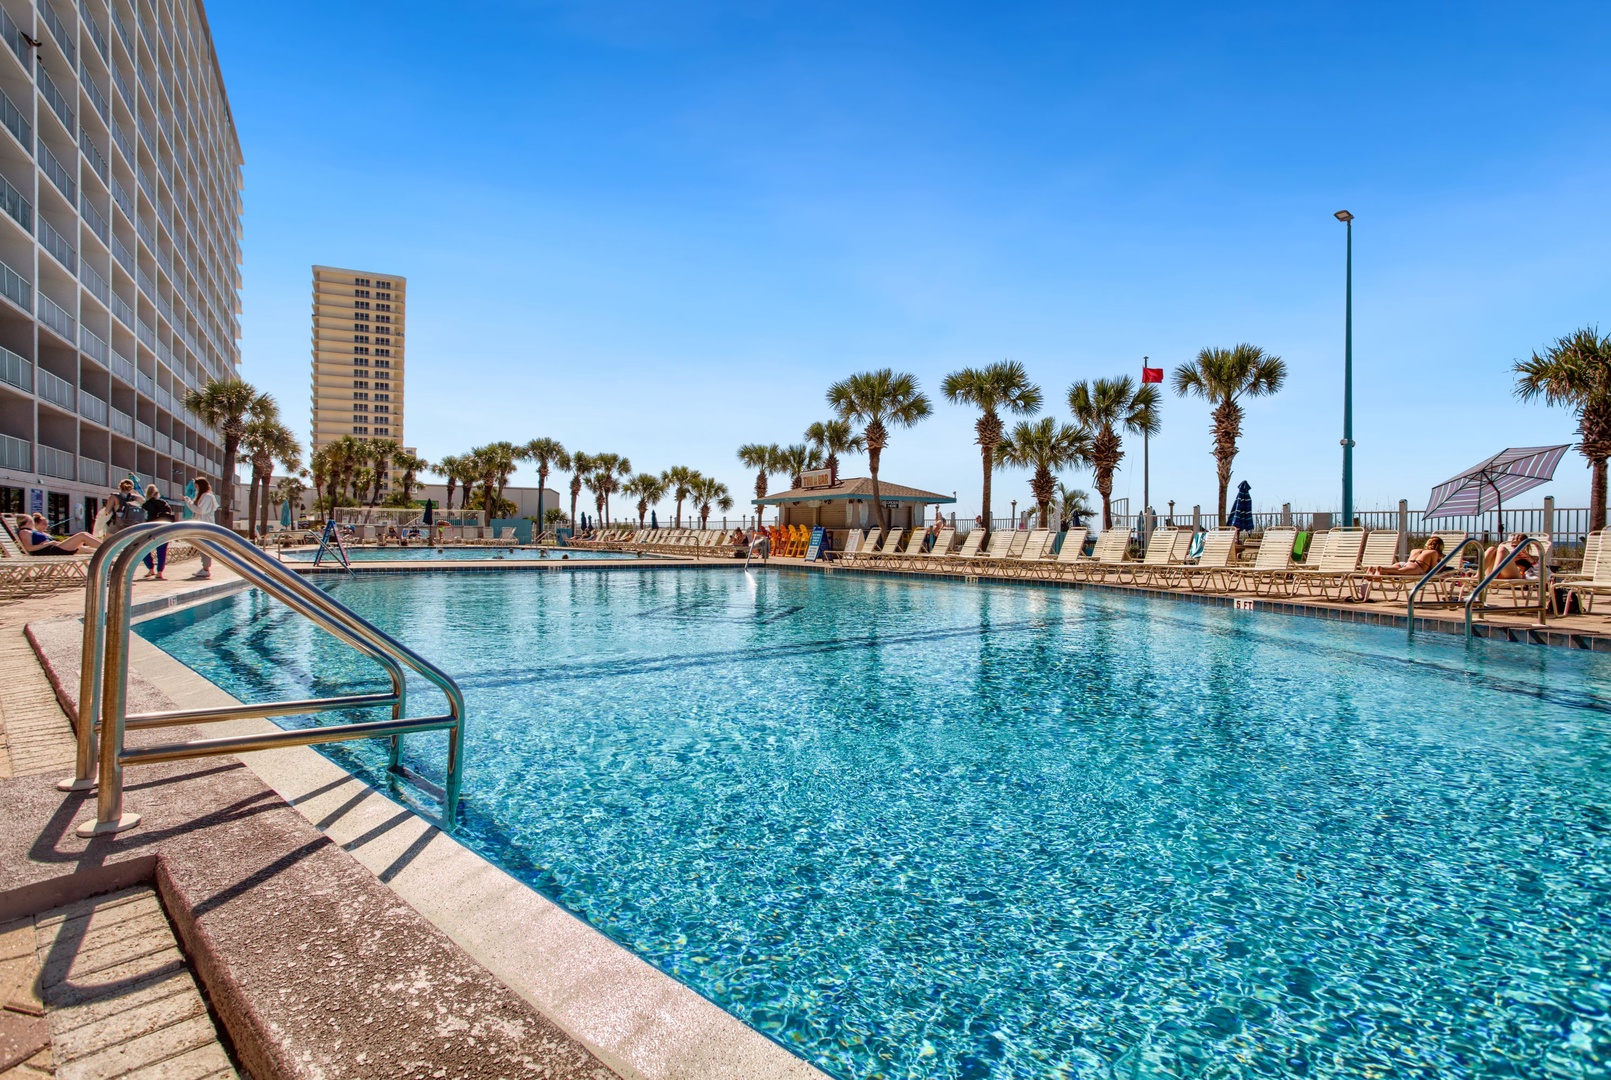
[309,265,404,453]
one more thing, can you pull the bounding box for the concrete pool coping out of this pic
[20,591,828,1080]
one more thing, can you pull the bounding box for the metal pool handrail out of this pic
[1405,537,1483,639]
[66,521,465,838]
[1464,537,1549,641]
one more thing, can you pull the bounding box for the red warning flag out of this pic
[1141,366,1164,384]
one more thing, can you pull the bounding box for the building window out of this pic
[375,359,390,368]
[354,277,371,286]
[376,280,392,289]
[353,403,369,412]
[376,303,391,312]
[353,334,370,344]
[374,405,389,414]
[354,312,370,322]
[375,393,389,401]
[353,355,370,367]
[375,348,390,357]
[354,300,370,310]
[353,425,369,434]
[354,288,370,298]
[353,392,369,401]
[374,380,390,390]
[375,427,389,436]
[353,346,369,355]
[354,379,370,389]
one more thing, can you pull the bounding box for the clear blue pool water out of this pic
[137,568,1611,1079]
[278,546,645,562]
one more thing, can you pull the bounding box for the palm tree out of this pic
[1517,327,1611,531]
[1055,482,1093,530]
[390,448,430,505]
[942,361,1043,530]
[826,369,933,532]
[182,377,272,529]
[1172,344,1287,521]
[624,472,668,527]
[273,473,308,527]
[691,475,733,529]
[996,417,1090,528]
[522,438,566,528]
[1067,376,1160,530]
[737,443,784,526]
[469,441,519,520]
[803,419,864,482]
[662,465,699,528]
[243,414,301,539]
[774,443,821,489]
[589,452,632,525]
[565,451,596,528]
[433,454,464,510]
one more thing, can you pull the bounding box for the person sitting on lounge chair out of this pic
[15,515,100,555]
[728,528,748,557]
[1481,533,1536,580]
[1367,535,1444,578]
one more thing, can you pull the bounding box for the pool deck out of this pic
[0,547,1604,1076]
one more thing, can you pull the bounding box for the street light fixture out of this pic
[1335,210,1354,526]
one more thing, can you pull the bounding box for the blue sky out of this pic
[209,1,1611,519]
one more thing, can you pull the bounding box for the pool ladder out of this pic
[62,521,466,838]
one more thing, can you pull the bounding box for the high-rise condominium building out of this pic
[0,0,242,534]
[309,266,404,455]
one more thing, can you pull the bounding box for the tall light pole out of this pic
[1334,210,1354,526]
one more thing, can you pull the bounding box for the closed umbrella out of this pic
[1425,445,1572,534]
[650,510,658,530]
[1227,481,1255,531]
[279,499,292,528]
[422,499,435,526]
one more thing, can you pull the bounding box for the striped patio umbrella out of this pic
[1227,480,1255,531]
[1424,444,1572,530]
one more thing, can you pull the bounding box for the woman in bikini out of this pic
[1367,535,1445,578]
[1482,533,1538,580]
[15,515,101,555]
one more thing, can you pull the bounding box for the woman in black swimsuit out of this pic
[14,515,100,555]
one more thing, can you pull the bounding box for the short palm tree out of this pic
[1055,482,1093,529]
[1173,344,1287,521]
[803,419,864,481]
[522,438,566,528]
[942,361,1043,529]
[826,369,933,532]
[737,443,784,526]
[242,412,301,538]
[566,451,596,528]
[661,465,699,528]
[1067,376,1160,529]
[1516,326,1611,530]
[589,452,632,525]
[691,475,733,529]
[182,377,272,528]
[624,472,668,527]
[996,417,1089,528]
[390,449,430,505]
[433,454,465,510]
[774,443,821,489]
[273,473,308,526]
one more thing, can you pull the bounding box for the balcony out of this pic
[39,292,75,343]
[80,128,110,185]
[136,65,154,107]
[136,317,153,348]
[40,143,75,203]
[80,258,109,304]
[112,234,133,274]
[111,292,133,329]
[39,217,75,273]
[36,64,75,134]
[109,405,132,437]
[81,72,108,123]
[38,1,75,69]
[0,173,31,233]
[80,1,109,60]
[135,419,152,446]
[37,367,72,411]
[0,344,30,392]
[109,4,131,53]
[111,176,133,221]
[154,431,168,455]
[0,86,31,152]
[77,386,107,425]
[111,114,133,164]
[136,369,152,397]
[109,347,133,383]
[135,213,154,250]
[0,432,28,472]
[80,193,108,242]
[0,258,31,312]
[80,324,107,363]
[0,5,28,68]
[77,455,105,486]
[155,384,171,412]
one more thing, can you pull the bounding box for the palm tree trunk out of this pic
[1097,467,1114,530]
[868,446,885,532]
[219,440,238,529]
[247,469,260,540]
[980,445,994,530]
[1593,456,1608,533]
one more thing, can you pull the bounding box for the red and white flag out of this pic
[1141,366,1164,384]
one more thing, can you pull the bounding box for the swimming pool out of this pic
[278,546,647,562]
[137,568,1611,1079]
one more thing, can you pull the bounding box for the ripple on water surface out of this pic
[137,568,1611,1079]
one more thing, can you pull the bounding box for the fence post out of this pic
[1544,496,1554,538]
[1281,502,1292,527]
[1397,498,1409,559]
[1192,504,1201,530]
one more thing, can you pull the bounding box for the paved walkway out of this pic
[1,887,236,1079]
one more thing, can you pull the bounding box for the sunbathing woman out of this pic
[15,515,101,555]
[1367,535,1444,578]
[1481,533,1536,580]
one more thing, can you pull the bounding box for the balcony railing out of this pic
[136,369,152,397]
[136,267,154,299]
[0,432,29,472]
[39,216,76,272]
[111,291,133,328]
[0,6,25,68]
[0,86,31,153]
[77,386,107,424]
[81,71,108,122]
[79,0,108,60]
[37,366,73,410]
[109,405,132,437]
[111,112,133,164]
[0,344,31,393]
[0,173,30,233]
[80,192,108,242]
[80,127,110,183]
[40,142,75,203]
[136,317,153,347]
[80,324,107,362]
[37,0,75,67]
[154,431,168,455]
[36,64,75,133]
[0,258,31,312]
[135,419,152,446]
[110,4,131,52]
[78,455,105,486]
[135,214,154,250]
[111,175,133,220]
[40,292,76,342]
[155,385,171,413]
[80,258,109,305]
[112,234,133,274]
[109,347,133,383]
[137,64,154,106]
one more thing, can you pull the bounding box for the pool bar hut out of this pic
[754,472,955,538]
